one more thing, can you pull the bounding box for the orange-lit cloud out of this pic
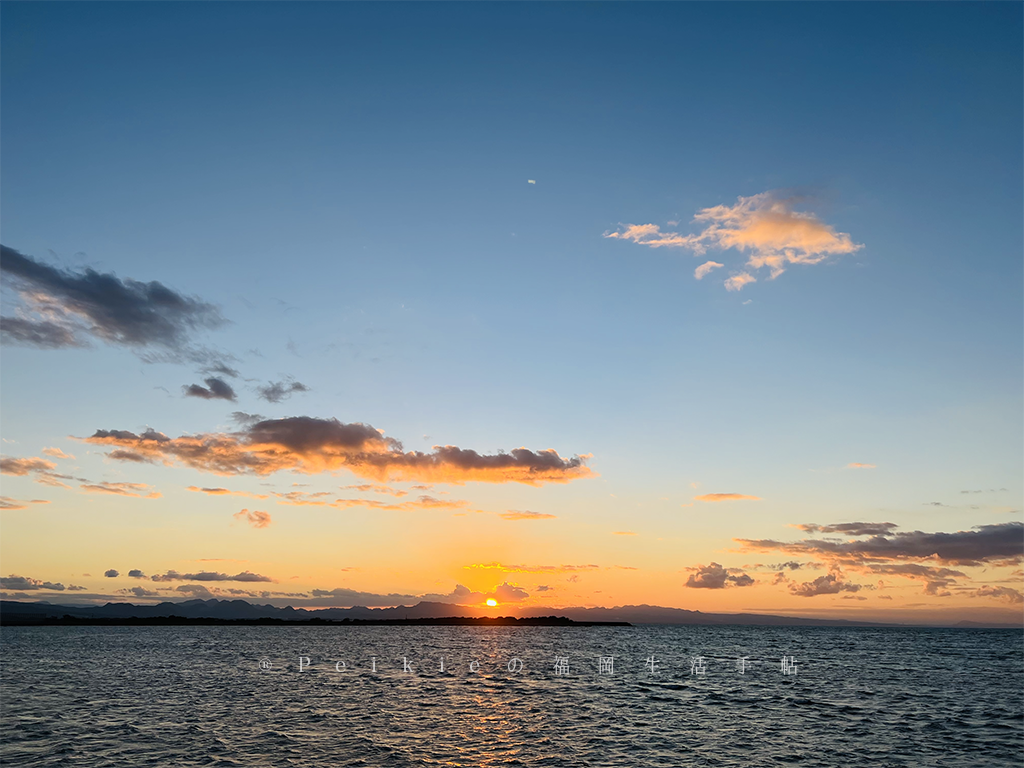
[846,462,877,469]
[694,493,761,502]
[41,447,75,460]
[0,456,57,476]
[972,586,1023,604]
[694,260,724,280]
[149,569,274,583]
[605,191,862,288]
[234,509,272,528]
[81,416,593,485]
[499,510,556,520]
[0,496,50,510]
[187,485,270,500]
[341,483,409,497]
[465,562,601,574]
[79,481,161,499]
[724,272,756,292]
[327,495,476,513]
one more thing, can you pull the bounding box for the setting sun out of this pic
[485,599,498,607]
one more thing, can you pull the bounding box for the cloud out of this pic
[82,416,594,485]
[795,522,898,536]
[694,493,761,502]
[694,261,724,280]
[604,191,862,288]
[149,573,274,581]
[41,447,74,460]
[0,455,79,488]
[176,585,214,597]
[724,272,757,292]
[121,586,160,598]
[420,582,530,605]
[186,485,269,500]
[107,449,152,463]
[738,522,1024,567]
[203,362,239,378]
[256,379,310,403]
[341,483,409,497]
[275,491,481,514]
[183,377,237,402]
[307,586,419,606]
[789,572,864,597]
[846,463,876,469]
[82,482,160,498]
[0,456,57,476]
[230,412,265,428]
[863,564,965,596]
[0,245,226,359]
[972,586,1023,604]
[499,510,556,520]
[0,496,50,510]
[299,581,530,608]
[79,481,161,498]
[685,562,755,589]
[0,574,66,590]
[128,569,146,578]
[104,569,119,578]
[465,562,601,574]
[234,509,272,528]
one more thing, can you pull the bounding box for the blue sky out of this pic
[1,3,1021,621]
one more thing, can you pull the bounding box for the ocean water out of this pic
[1,625,1022,767]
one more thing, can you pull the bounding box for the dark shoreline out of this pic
[0,615,631,627]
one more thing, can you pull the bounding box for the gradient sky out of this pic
[2,2,1022,624]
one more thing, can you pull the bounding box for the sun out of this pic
[485,599,498,607]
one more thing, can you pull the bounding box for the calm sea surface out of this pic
[1,625,1022,767]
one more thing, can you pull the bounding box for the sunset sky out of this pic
[2,3,1021,624]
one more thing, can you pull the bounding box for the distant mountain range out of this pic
[2,598,1020,628]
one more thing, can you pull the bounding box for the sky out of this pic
[1,2,1022,624]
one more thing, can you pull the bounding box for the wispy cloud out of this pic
[738,522,1023,568]
[694,261,724,280]
[82,416,594,485]
[183,377,237,402]
[149,570,274,583]
[0,456,57,476]
[604,191,862,290]
[234,509,272,528]
[465,562,601,574]
[0,496,50,510]
[795,522,898,536]
[41,447,74,460]
[972,585,1023,604]
[0,245,227,361]
[256,379,309,403]
[499,510,556,520]
[79,481,161,499]
[846,462,876,469]
[186,485,270,500]
[694,493,760,502]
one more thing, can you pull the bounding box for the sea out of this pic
[1,625,1022,767]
